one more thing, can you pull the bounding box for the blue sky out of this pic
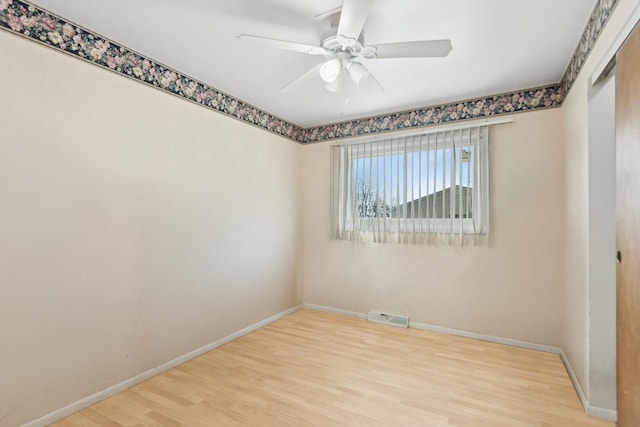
[352,146,474,204]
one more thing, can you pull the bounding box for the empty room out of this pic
[1,0,639,426]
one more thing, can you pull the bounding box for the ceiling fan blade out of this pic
[360,72,384,94]
[367,40,453,59]
[337,0,373,40]
[237,34,328,55]
[280,63,323,92]
[314,6,342,21]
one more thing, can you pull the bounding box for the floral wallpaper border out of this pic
[0,0,623,144]
[301,85,562,143]
[561,0,620,97]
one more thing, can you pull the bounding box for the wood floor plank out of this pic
[50,309,613,426]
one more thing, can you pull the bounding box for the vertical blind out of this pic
[331,125,489,245]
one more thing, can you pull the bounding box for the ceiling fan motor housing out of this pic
[321,27,366,58]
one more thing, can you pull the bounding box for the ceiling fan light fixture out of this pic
[325,75,343,93]
[319,58,342,83]
[347,61,369,86]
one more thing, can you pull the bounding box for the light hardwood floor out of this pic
[52,309,613,426]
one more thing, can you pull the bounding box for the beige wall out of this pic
[561,0,640,405]
[562,74,591,400]
[0,32,302,427]
[302,109,566,347]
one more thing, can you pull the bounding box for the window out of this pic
[331,125,489,245]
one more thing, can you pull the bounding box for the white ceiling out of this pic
[30,0,596,128]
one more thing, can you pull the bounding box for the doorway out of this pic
[587,66,617,415]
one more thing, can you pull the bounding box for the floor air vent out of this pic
[367,310,409,328]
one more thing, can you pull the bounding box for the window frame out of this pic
[331,125,490,242]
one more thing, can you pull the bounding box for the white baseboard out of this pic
[560,350,618,422]
[303,303,560,354]
[408,320,561,355]
[560,350,589,411]
[22,304,303,427]
[587,405,617,422]
[303,303,367,320]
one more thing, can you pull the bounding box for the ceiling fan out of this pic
[237,0,452,94]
